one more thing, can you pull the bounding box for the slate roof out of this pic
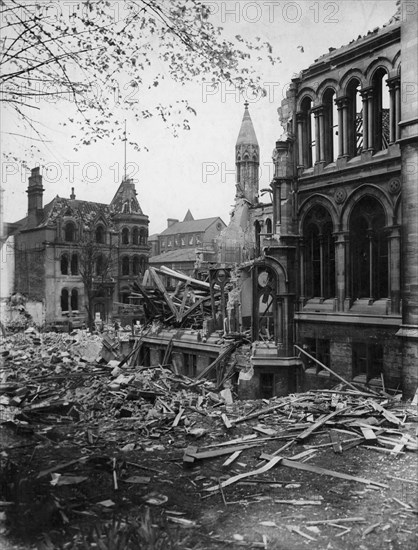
[159,217,223,237]
[236,103,259,147]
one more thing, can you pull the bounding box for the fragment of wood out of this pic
[172,407,184,427]
[306,517,365,525]
[304,437,361,450]
[252,425,277,436]
[148,267,179,320]
[203,434,258,448]
[296,407,350,442]
[341,438,365,452]
[386,475,418,485]
[391,434,410,455]
[335,527,351,537]
[275,499,322,506]
[221,413,232,429]
[204,456,282,492]
[261,455,388,489]
[37,457,87,479]
[294,345,363,393]
[195,342,240,381]
[126,461,164,474]
[286,525,316,541]
[392,497,413,510]
[363,522,381,537]
[184,442,261,463]
[368,401,403,426]
[362,445,405,454]
[156,265,212,289]
[361,427,378,441]
[232,400,290,425]
[411,387,418,407]
[329,429,343,453]
[222,450,242,467]
[182,445,198,467]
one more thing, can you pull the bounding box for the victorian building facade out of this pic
[10,169,149,327]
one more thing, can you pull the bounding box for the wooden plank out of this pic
[172,407,184,427]
[148,267,179,320]
[296,407,350,441]
[361,427,377,441]
[391,434,410,455]
[204,456,282,492]
[259,455,388,489]
[368,401,403,426]
[329,429,343,453]
[221,413,232,429]
[294,345,362,393]
[222,450,242,467]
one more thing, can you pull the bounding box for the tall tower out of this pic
[235,102,259,205]
[26,167,44,228]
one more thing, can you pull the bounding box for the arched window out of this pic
[301,97,314,168]
[139,228,147,245]
[372,69,390,152]
[61,254,69,275]
[71,289,78,311]
[122,227,129,244]
[303,206,335,300]
[349,196,388,300]
[265,218,273,234]
[95,225,105,244]
[61,288,69,311]
[64,222,75,242]
[347,79,362,157]
[132,227,139,245]
[122,256,130,276]
[323,88,338,163]
[139,256,146,274]
[132,256,140,275]
[71,253,78,275]
[96,254,104,276]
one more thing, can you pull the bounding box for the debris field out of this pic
[0,329,417,549]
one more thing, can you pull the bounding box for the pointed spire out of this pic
[236,102,259,147]
[183,209,194,222]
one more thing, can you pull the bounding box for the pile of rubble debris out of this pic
[1,328,417,548]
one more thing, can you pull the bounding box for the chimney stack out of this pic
[27,167,44,228]
[70,187,76,200]
[167,218,179,228]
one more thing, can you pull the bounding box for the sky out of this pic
[1,0,398,235]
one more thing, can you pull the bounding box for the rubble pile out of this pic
[0,328,417,549]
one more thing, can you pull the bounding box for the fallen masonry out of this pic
[0,328,417,549]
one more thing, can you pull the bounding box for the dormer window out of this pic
[95,225,105,244]
[64,222,76,242]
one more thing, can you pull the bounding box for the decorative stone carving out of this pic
[389,177,401,195]
[334,188,347,204]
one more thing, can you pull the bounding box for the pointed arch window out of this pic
[347,79,363,157]
[265,218,273,234]
[303,206,335,300]
[300,97,314,168]
[96,254,105,276]
[372,69,390,151]
[95,225,105,244]
[323,89,338,163]
[349,197,388,300]
[253,266,278,342]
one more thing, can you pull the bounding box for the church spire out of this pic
[235,102,259,205]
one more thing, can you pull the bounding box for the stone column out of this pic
[336,99,344,157]
[335,232,347,312]
[318,108,325,163]
[395,80,401,141]
[341,99,349,156]
[299,239,306,308]
[296,112,305,168]
[319,234,324,299]
[387,79,397,145]
[388,225,401,314]
[360,89,369,150]
[367,90,374,151]
[314,109,321,163]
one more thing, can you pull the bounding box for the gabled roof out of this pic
[159,217,224,236]
[15,196,110,231]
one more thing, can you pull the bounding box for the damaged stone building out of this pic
[7,172,150,327]
[138,1,417,400]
